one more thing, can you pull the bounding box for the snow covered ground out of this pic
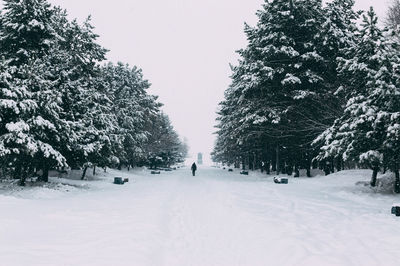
[1,167,400,266]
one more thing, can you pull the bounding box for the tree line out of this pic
[212,0,400,192]
[0,0,188,185]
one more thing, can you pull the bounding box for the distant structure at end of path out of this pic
[197,153,203,165]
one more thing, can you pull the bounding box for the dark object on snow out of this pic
[114,177,124,185]
[223,167,226,170]
[274,177,288,184]
[191,162,197,176]
[151,171,161,174]
[159,167,172,171]
[228,169,233,172]
[124,178,129,183]
[240,171,249,175]
[391,206,400,216]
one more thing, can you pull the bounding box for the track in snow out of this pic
[1,167,400,266]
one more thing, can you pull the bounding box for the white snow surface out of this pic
[1,167,400,266]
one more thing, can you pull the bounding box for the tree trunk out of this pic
[93,165,96,176]
[103,166,107,173]
[266,161,271,175]
[287,163,293,176]
[81,166,88,180]
[306,158,311,177]
[324,162,331,176]
[395,170,400,194]
[14,164,21,180]
[19,176,26,186]
[276,144,280,175]
[370,167,379,187]
[294,165,300,177]
[336,157,342,172]
[271,148,276,172]
[306,168,311,177]
[41,165,49,183]
[19,166,27,186]
[249,153,252,170]
[272,158,276,172]
[281,161,286,174]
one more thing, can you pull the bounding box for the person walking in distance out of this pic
[191,162,197,176]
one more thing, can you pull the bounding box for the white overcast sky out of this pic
[7,0,392,160]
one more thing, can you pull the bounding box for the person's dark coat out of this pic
[191,163,197,176]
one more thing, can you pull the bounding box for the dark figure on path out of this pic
[191,162,197,176]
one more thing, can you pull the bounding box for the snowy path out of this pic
[1,167,400,266]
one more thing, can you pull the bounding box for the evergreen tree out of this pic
[385,0,400,28]
[0,0,110,181]
[142,113,187,168]
[0,0,189,183]
[0,59,67,185]
[0,0,69,183]
[0,0,59,65]
[213,0,358,174]
[316,8,400,191]
[98,62,161,168]
[53,16,108,175]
